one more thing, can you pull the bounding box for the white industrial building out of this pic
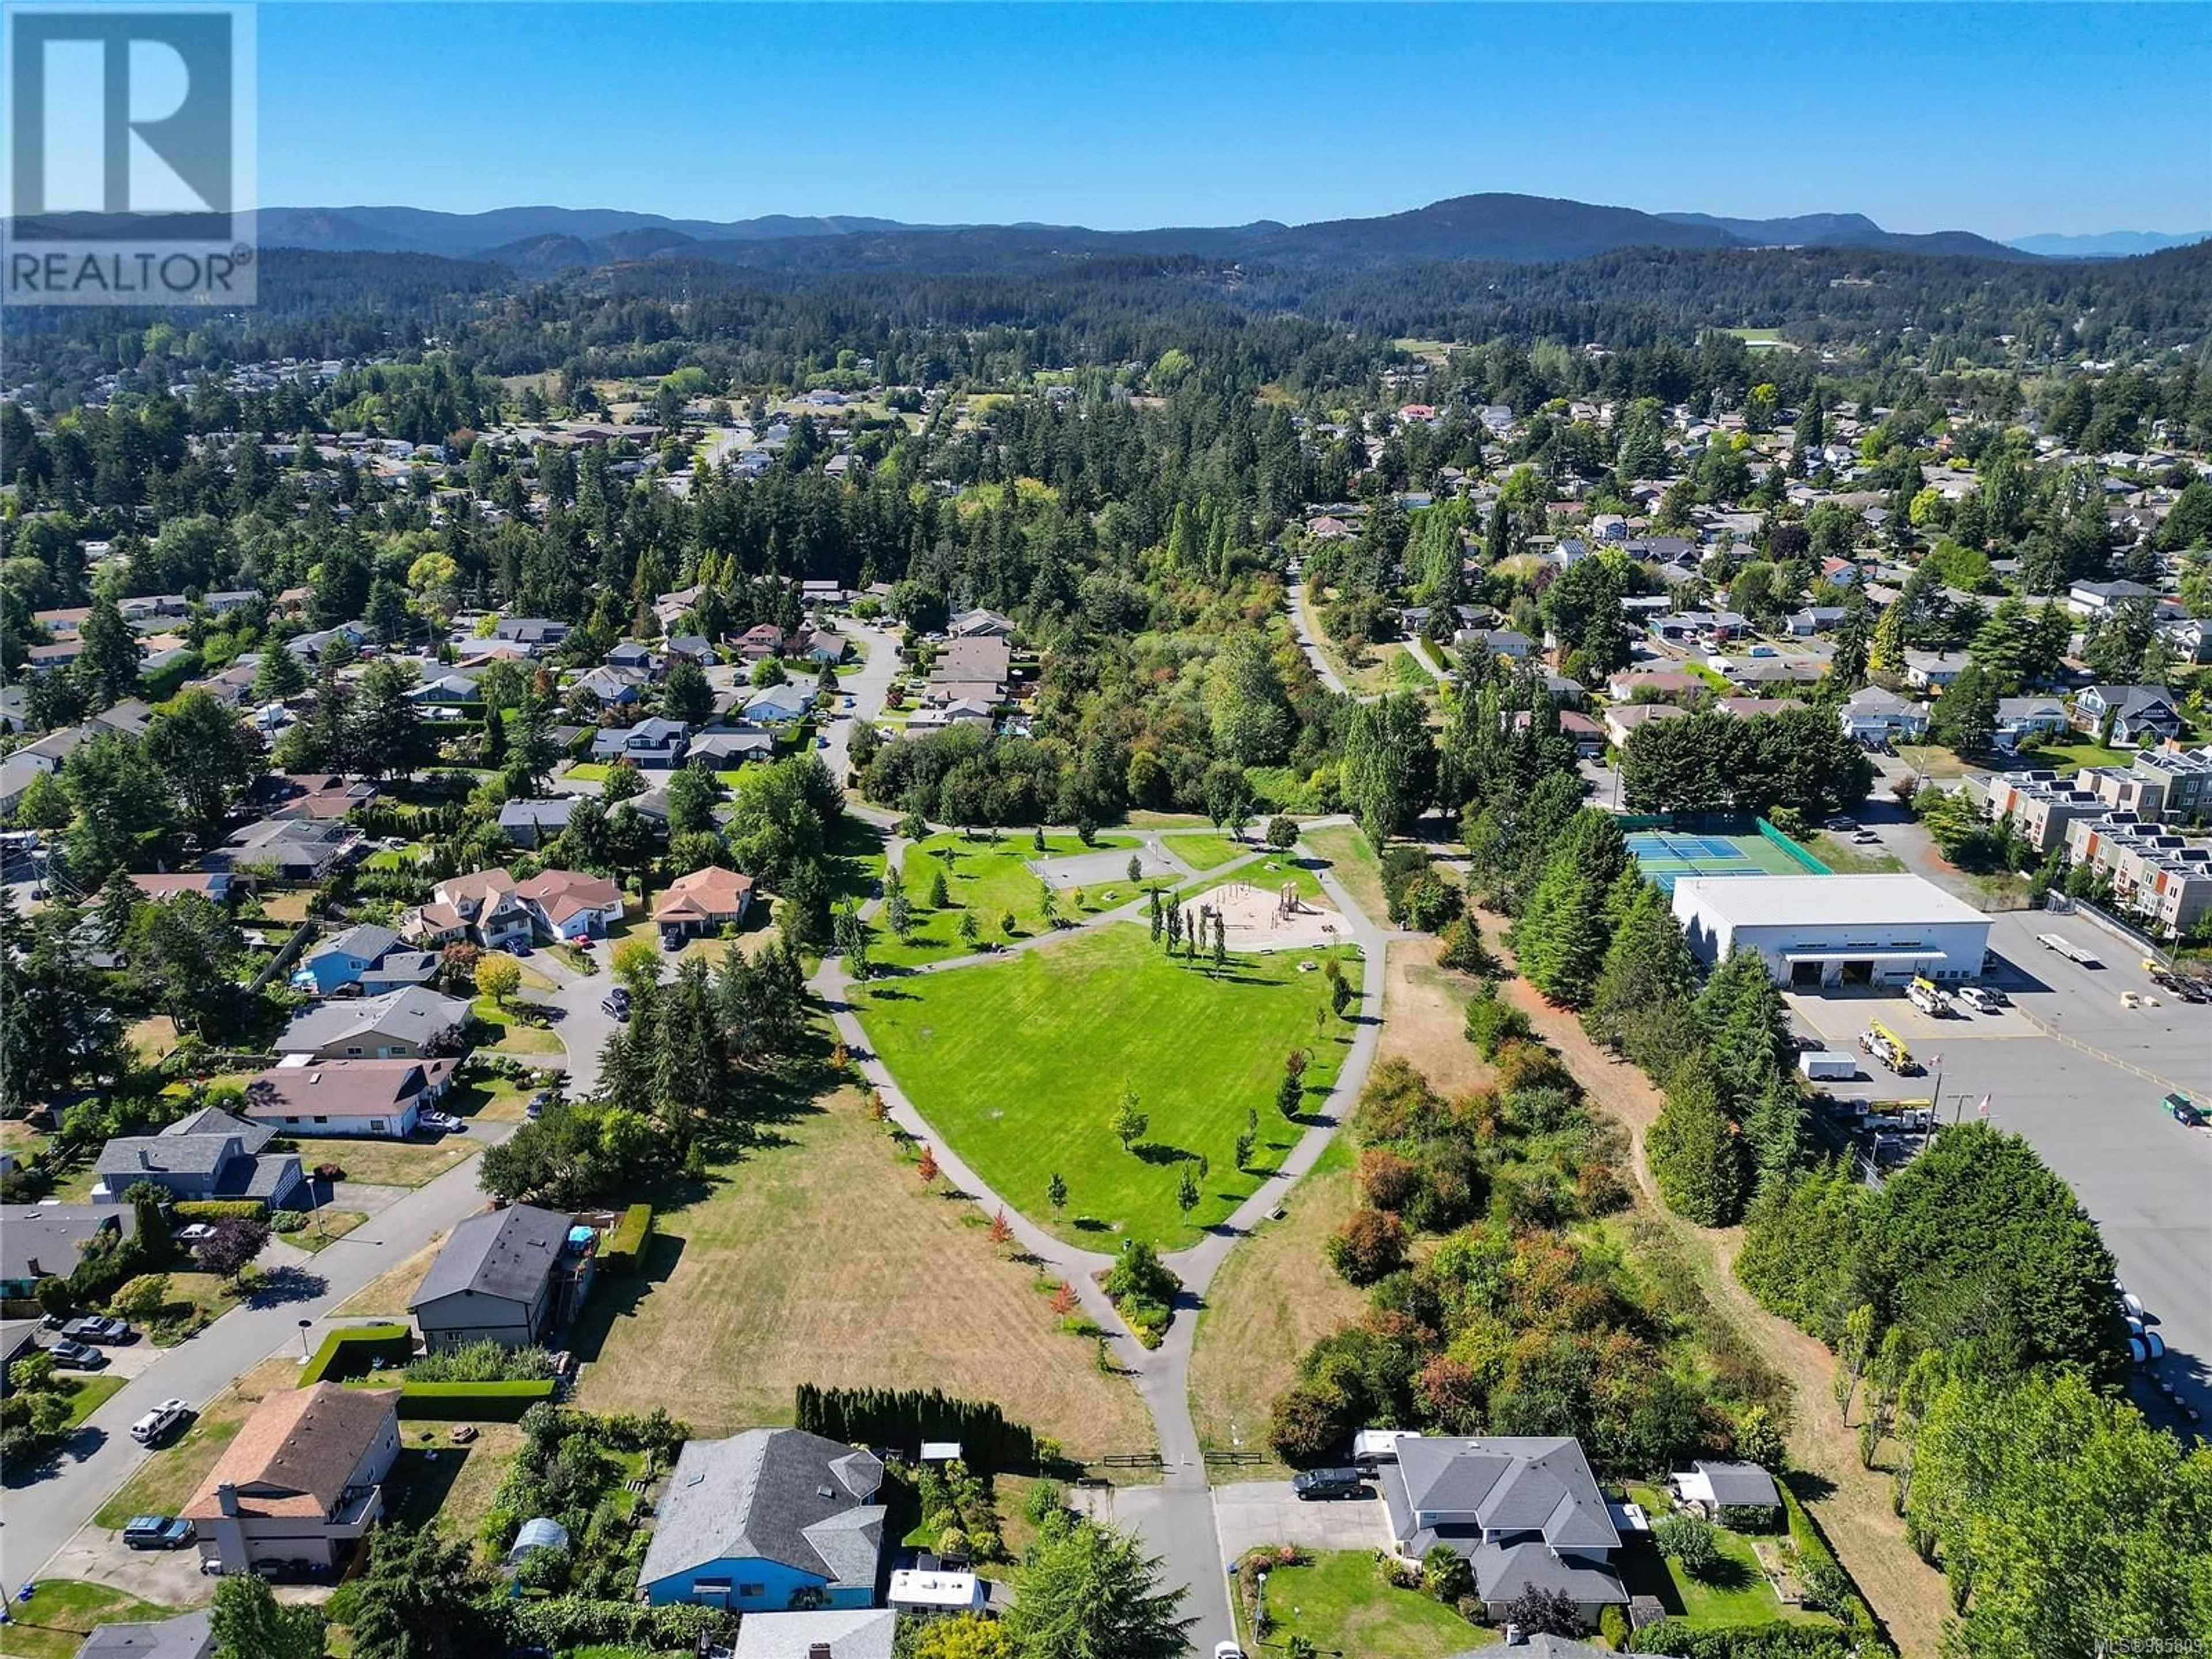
[1670,874,1991,989]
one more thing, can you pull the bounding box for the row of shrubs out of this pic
[301,1323,415,1385]
[598,1203,654,1274]
[794,1384,1042,1468]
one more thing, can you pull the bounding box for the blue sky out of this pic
[256,3,2211,237]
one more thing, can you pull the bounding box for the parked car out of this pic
[601,988,631,1021]
[418,1110,464,1134]
[1290,1467,1368,1501]
[63,1315,131,1344]
[510,941,533,957]
[1955,986,2002,1015]
[122,1516,195,1551]
[660,929,683,950]
[47,1339,107,1369]
[1825,816,1858,831]
[130,1400,192,1446]
[525,1092,551,1121]
[175,1222,217,1243]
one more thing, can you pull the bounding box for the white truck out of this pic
[1907,976,1955,1016]
[1798,1050,1859,1081]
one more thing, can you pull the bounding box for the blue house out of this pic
[291,923,402,996]
[639,1429,885,1612]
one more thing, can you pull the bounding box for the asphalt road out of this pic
[0,1125,512,1584]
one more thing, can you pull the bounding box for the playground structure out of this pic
[1201,878,1341,953]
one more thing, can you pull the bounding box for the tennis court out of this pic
[1626,827,1827,894]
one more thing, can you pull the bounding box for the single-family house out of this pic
[238,1058,456,1139]
[410,869,533,949]
[1903,650,1971,691]
[655,866,755,941]
[734,623,787,664]
[1993,697,2069,751]
[2067,578,2160,619]
[1839,686,1930,745]
[1605,668,1705,703]
[666,634,716,665]
[129,872,233,904]
[1602,703,1688,748]
[2073,684,2184,743]
[1,1205,134,1300]
[491,617,570,650]
[1669,1461,1782,1522]
[797,630,846,665]
[499,798,577,849]
[732,1610,898,1659]
[605,642,659,676]
[406,672,482,706]
[948,608,1014,639]
[516,869,624,941]
[1380,1435,1626,1628]
[1785,607,1849,637]
[283,622,376,662]
[591,717,691,768]
[74,1611,214,1658]
[408,1202,590,1351]
[574,664,651,707]
[743,685,809,725]
[93,1108,304,1209]
[687,729,777,768]
[291,924,402,997]
[274,987,472,1063]
[2160,616,2212,664]
[204,819,359,881]
[638,1428,886,1610]
[1455,627,1533,660]
[249,772,378,821]
[185,1382,400,1575]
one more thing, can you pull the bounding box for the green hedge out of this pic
[396,1379,556,1421]
[175,1199,268,1221]
[599,1204,653,1274]
[1630,1620,1855,1657]
[301,1323,415,1385]
[795,1384,1037,1467]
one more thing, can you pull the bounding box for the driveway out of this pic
[1211,1479,1393,1565]
[818,618,903,785]
[0,1123,513,1585]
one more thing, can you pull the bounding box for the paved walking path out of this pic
[814,821,1393,1653]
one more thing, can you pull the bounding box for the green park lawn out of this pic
[872,831,1140,971]
[2020,738,2133,772]
[1248,1550,1488,1657]
[469,997,562,1056]
[1804,832,1905,876]
[1156,831,1255,872]
[857,923,1359,1245]
[1622,1485,1836,1628]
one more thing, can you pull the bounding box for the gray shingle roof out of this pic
[410,1203,570,1310]
[0,1204,131,1285]
[1468,1540,1628,1606]
[1395,1435,1620,1554]
[276,987,471,1055]
[316,923,399,964]
[639,1429,885,1593]
[731,1608,897,1659]
[75,1608,214,1659]
[1693,1460,1781,1507]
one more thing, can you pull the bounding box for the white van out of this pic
[130,1399,190,1446]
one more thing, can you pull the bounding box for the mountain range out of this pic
[2001,229,2211,259]
[251,192,2093,275]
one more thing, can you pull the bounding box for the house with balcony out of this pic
[185,1383,400,1575]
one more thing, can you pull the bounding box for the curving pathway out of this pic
[812,823,1394,1653]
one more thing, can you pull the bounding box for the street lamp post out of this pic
[298,1318,313,1361]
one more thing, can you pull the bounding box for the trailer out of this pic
[1798,1050,1859,1081]
[2037,932,2101,967]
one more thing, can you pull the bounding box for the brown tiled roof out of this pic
[654,866,754,922]
[185,1382,399,1520]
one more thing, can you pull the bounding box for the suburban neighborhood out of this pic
[2,26,2209,1656]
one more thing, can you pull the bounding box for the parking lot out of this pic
[1783,907,2212,1441]
[1210,1479,1393,1564]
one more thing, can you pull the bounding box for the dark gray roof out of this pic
[359,951,441,993]
[163,1107,277,1153]
[1,1204,132,1283]
[276,987,471,1055]
[1693,1460,1781,1507]
[316,923,400,964]
[1447,1636,1610,1659]
[1469,1540,1627,1607]
[75,1608,213,1659]
[410,1203,570,1311]
[639,1428,885,1592]
[1394,1435,1620,1554]
[499,798,577,830]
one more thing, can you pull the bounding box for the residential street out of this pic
[0,1122,512,1585]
